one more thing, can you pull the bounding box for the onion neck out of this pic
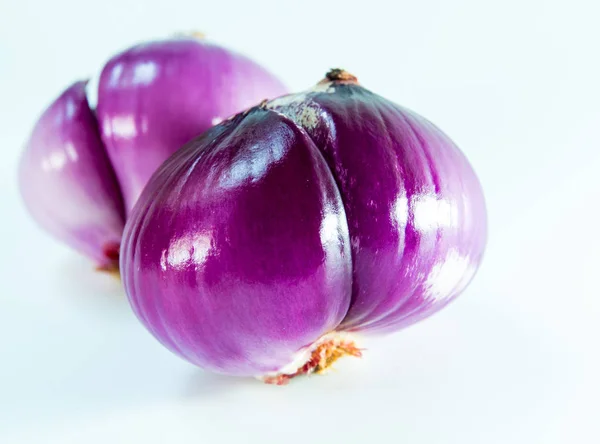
[174,31,206,40]
[189,31,206,40]
[320,69,359,85]
[260,332,362,385]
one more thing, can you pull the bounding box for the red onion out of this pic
[19,36,287,269]
[19,81,124,271]
[121,70,487,383]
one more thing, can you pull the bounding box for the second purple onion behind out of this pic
[121,69,487,383]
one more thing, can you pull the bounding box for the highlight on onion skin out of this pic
[18,81,125,271]
[121,70,487,383]
[96,36,289,214]
[18,35,288,269]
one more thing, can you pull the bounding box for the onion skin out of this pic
[121,70,487,380]
[19,81,124,270]
[121,108,352,376]
[267,72,487,333]
[97,37,289,214]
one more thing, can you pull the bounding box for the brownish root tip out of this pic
[263,338,363,385]
[325,68,358,83]
[96,263,121,280]
[97,242,121,279]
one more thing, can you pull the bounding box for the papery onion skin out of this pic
[121,108,352,376]
[19,81,125,270]
[97,37,289,214]
[267,70,487,333]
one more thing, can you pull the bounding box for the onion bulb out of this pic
[121,70,487,383]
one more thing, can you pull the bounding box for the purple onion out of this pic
[19,36,288,268]
[121,69,487,382]
[19,81,124,271]
[96,35,289,213]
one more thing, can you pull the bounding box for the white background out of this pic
[1,0,599,442]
